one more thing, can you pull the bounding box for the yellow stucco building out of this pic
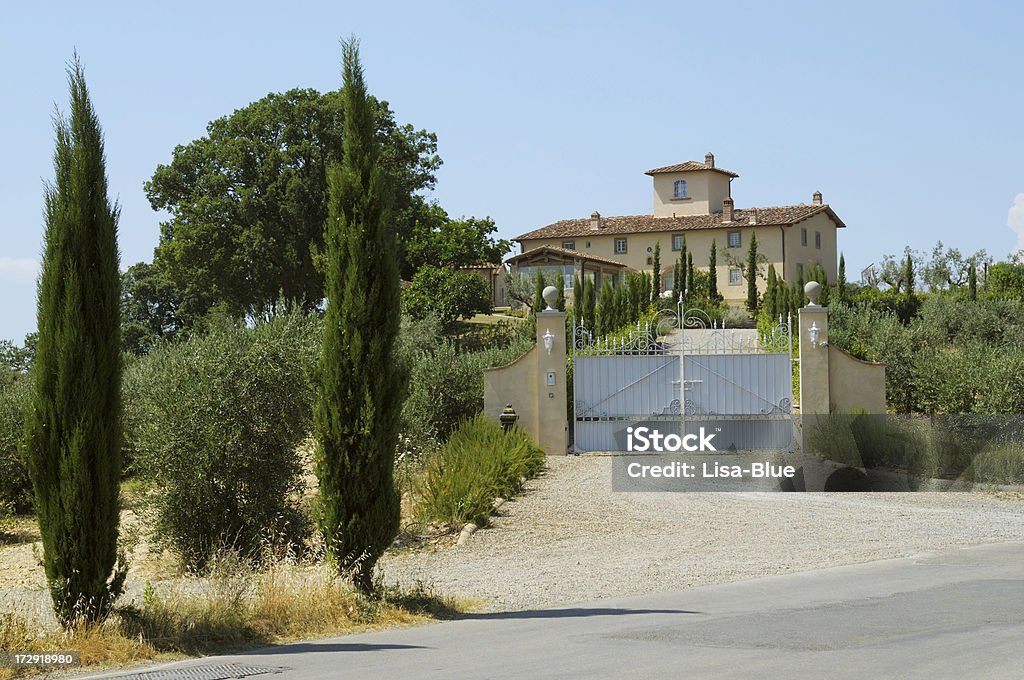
[510,153,845,304]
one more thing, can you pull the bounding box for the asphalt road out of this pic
[81,541,1024,680]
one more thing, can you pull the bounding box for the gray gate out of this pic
[572,306,794,453]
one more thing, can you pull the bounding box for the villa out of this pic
[508,153,845,304]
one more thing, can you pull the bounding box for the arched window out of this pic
[673,179,688,199]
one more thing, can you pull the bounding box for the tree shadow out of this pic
[457,607,701,620]
[249,642,428,655]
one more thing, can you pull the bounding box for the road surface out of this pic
[80,541,1024,680]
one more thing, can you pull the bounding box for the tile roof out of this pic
[645,161,739,178]
[505,245,628,268]
[514,205,846,241]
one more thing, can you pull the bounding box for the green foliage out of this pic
[146,84,439,322]
[987,262,1024,299]
[651,242,661,302]
[24,58,126,626]
[415,415,545,529]
[582,277,596,333]
[968,263,977,301]
[402,265,491,326]
[314,41,404,595]
[708,239,720,302]
[532,269,546,314]
[130,314,319,571]
[596,279,615,336]
[120,261,185,355]
[829,295,1024,414]
[745,233,759,312]
[400,336,533,453]
[902,253,916,293]
[403,204,510,277]
[837,252,847,302]
[0,377,32,512]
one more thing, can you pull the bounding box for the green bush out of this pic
[130,312,319,571]
[0,377,32,512]
[972,443,1024,485]
[416,414,545,529]
[402,265,491,327]
[400,336,533,453]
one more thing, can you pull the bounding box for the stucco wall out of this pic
[652,171,731,217]
[828,345,886,414]
[783,212,839,283]
[520,227,785,303]
[483,346,538,438]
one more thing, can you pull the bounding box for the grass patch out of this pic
[415,415,545,529]
[0,555,470,679]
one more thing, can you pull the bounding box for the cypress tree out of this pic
[968,263,977,301]
[639,273,651,310]
[745,233,759,313]
[672,260,681,306]
[651,242,661,302]
[765,266,778,320]
[627,273,640,322]
[837,253,847,302]
[686,252,696,302]
[902,253,915,294]
[315,40,403,595]
[775,280,786,322]
[533,270,547,316]
[25,57,126,626]
[613,285,626,329]
[573,274,582,311]
[555,273,566,311]
[680,236,688,292]
[708,239,720,302]
[596,279,614,336]
[583,277,596,333]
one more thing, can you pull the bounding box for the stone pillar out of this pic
[798,281,830,415]
[535,286,568,455]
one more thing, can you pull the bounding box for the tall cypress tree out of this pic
[902,253,915,294]
[686,252,695,302]
[968,263,977,301]
[25,57,126,626]
[315,40,403,595]
[765,265,778,320]
[582,276,596,334]
[837,253,847,302]
[533,270,547,316]
[651,242,661,302]
[745,233,759,312]
[708,239,720,302]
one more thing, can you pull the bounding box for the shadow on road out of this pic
[249,642,430,655]
[458,607,701,620]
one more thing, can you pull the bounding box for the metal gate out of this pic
[571,305,794,453]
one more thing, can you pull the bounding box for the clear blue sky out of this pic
[2,0,1022,342]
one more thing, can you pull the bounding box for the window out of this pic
[728,231,741,248]
[815,231,821,249]
[729,268,742,285]
[615,238,628,254]
[562,240,575,250]
[801,228,808,247]
[672,234,685,251]
[797,263,804,279]
[673,179,688,199]
[585,241,591,248]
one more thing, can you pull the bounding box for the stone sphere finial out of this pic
[542,285,559,310]
[804,281,821,306]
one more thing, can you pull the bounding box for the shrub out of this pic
[402,265,491,327]
[0,376,32,512]
[416,414,544,529]
[400,336,533,452]
[972,443,1024,485]
[130,312,319,571]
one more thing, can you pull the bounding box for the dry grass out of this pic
[0,552,471,680]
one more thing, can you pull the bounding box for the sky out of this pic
[1,0,1022,342]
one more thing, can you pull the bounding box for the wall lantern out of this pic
[808,322,820,348]
[543,328,554,354]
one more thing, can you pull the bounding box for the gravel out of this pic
[380,455,1024,612]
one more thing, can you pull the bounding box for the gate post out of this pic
[536,286,568,455]
[798,281,830,415]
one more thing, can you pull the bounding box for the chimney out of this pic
[748,209,758,225]
[590,211,602,230]
[812,191,823,206]
[705,152,715,168]
[722,197,734,222]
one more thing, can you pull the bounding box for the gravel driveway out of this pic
[380,455,1024,611]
